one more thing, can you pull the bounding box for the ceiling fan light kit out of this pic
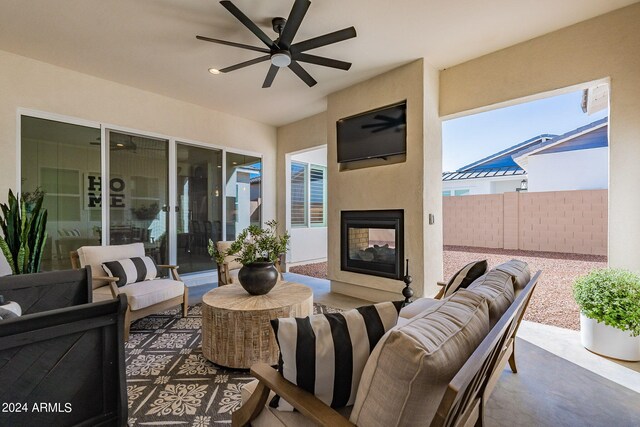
[197,0,356,88]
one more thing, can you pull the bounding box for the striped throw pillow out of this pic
[102,256,158,287]
[443,259,488,297]
[270,301,402,411]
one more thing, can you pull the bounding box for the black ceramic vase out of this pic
[238,261,279,295]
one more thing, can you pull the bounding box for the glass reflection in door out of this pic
[176,143,223,273]
[108,131,169,264]
[226,152,262,240]
[20,116,102,271]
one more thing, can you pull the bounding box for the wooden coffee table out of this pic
[201,281,313,369]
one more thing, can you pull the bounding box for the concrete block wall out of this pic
[443,190,607,256]
[443,194,503,248]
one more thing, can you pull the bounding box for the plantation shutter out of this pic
[291,162,307,227]
[309,165,326,226]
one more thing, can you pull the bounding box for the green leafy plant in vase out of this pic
[208,220,290,295]
[0,189,49,274]
[573,268,640,361]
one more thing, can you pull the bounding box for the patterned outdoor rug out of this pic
[125,303,340,426]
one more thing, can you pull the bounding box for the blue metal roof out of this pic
[457,134,557,172]
[442,165,526,181]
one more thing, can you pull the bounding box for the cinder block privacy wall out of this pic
[443,190,607,256]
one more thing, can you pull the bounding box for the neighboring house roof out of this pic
[443,117,609,182]
[442,166,526,181]
[443,134,555,181]
[512,117,608,169]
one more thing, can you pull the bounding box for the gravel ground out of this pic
[289,247,608,330]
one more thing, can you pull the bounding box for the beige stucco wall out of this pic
[275,112,327,233]
[0,50,277,224]
[326,59,443,301]
[440,3,640,271]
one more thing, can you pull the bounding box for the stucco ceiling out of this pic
[0,0,636,126]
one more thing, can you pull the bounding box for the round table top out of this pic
[202,281,313,312]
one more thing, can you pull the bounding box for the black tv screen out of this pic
[337,101,407,163]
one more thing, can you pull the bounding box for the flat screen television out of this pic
[337,101,407,163]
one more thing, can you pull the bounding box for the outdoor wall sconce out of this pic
[518,179,528,191]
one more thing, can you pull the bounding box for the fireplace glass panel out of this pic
[348,227,396,265]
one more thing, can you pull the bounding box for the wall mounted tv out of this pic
[337,101,407,163]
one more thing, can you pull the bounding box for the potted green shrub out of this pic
[208,220,290,295]
[0,190,48,274]
[573,268,640,361]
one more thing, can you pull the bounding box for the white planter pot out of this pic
[580,313,640,361]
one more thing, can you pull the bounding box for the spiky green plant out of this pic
[208,220,290,266]
[0,189,48,274]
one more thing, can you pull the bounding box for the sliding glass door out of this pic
[20,114,263,277]
[108,131,169,264]
[176,143,223,273]
[21,116,102,271]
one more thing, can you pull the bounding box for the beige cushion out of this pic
[495,259,531,297]
[78,243,145,289]
[228,268,240,284]
[241,380,352,427]
[216,241,243,271]
[466,269,515,326]
[94,278,184,311]
[350,290,490,427]
[399,297,440,319]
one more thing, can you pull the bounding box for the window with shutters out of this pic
[290,162,307,227]
[309,165,327,227]
[289,162,327,228]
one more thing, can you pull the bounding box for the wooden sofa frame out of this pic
[233,271,541,427]
[70,250,188,339]
[0,269,128,426]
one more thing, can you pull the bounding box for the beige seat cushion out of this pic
[216,241,243,271]
[466,269,515,326]
[350,290,490,427]
[494,259,531,297]
[399,297,440,319]
[94,278,184,311]
[78,243,145,289]
[241,379,352,427]
[227,267,240,284]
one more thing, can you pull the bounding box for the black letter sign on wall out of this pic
[85,174,126,209]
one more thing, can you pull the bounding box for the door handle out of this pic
[161,205,169,212]
[175,206,180,212]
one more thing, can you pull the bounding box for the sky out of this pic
[442,90,608,172]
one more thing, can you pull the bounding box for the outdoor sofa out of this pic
[234,260,540,426]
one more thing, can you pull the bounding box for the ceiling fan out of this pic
[196,0,356,88]
[361,113,407,133]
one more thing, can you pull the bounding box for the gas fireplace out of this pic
[340,210,404,279]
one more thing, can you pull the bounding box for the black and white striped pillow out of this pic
[270,301,402,411]
[443,259,488,297]
[102,256,158,287]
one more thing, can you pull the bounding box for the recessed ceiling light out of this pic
[116,143,124,147]
[232,161,238,165]
[208,68,221,75]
